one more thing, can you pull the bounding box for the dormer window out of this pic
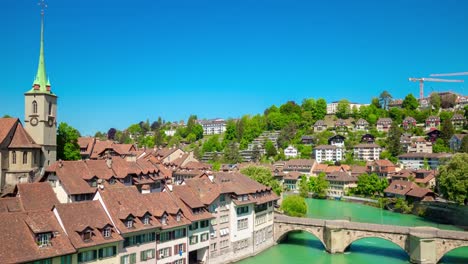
[109,178,116,185]
[143,215,151,225]
[36,232,51,247]
[83,230,93,242]
[161,215,167,225]
[103,227,112,238]
[126,217,134,228]
[176,212,181,222]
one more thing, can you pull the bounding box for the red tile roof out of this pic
[17,182,59,211]
[8,123,41,148]
[0,211,75,264]
[0,118,18,145]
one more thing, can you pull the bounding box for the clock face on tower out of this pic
[30,117,38,126]
[47,118,54,127]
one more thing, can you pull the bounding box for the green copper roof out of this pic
[26,14,53,95]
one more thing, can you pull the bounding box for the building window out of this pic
[61,255,72,264]
[220,239,229,249]
[99,246,116,258]
[176,212,181,222]
[23,152,28,164]
[219,194,225,202]
[12,151,16,164]
[220,215,229,224]
[36,232,51,247]
[200,232,209,242]
[83,230,92,242]
[120,253,136,264]
[33,101,38,114]
[158,247,170,259]
[140,249,155,261]
[236,206,249,215]
[143,215,150,225]
[174,259,184,264]
[189,222,198,231]
[201,220,209,228]
[126,217,134,228]
[237,218,248,231]
[78,250,97,263]
[48,102,52,116]
[211,243,217,252]
[174,243,185,255]
[102,227,111,238]
[189,235,198,245]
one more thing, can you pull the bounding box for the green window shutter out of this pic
[77,253,82,263]
[151,249,155,258]
[136,235,141,244]
[93,250,97,260]
[130,253,136,264]
[112,246,117,256]
[98,248,103,258]
[120,256,125,264]
[140,250,145,261]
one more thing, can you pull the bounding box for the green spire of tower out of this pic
[27,1,52,94]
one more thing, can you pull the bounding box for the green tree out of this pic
[298,175,309,198]
[433,138,450,153]
[280,195,307,217]
[429,93,441,111]
[240,166,282,195]
[57,122,81,161]
[223,120,237,144]
[379,90,392,110]
[309,172,329,199]
[336,99,351,119]
[277,122,297,149]
[301,98,316,112]
[315,98,327,120]
[279,101,302,115]
[264,140,277,158]
[371,97,381,109]
[402,94,419,111]
[202,135,222,153]
[460,136,468,153]
[386,122,402,157]
[440,118,455,145]
[438,153,468,204]
[154,129,165,147]
[441,93,457,109]
[223,142,242,163]
[354,173,388,197]
[2,114,12,118]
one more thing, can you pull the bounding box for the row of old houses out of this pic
[313,114,466,133]
[0,165,278,264]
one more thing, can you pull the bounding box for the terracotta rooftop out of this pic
[55,201,123,249]
[8,123,41,149]
[0,211,75,264]
[0,118,18,145]
[17,182,59,211]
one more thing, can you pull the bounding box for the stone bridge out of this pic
[274,214,468,264]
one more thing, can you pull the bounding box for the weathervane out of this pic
[38,0,47,16]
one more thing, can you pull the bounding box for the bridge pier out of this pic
[323,220,349,253]
[408,228,438,264]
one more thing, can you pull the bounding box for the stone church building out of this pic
[0,14,57,195]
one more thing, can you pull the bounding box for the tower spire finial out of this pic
[30,0,51,93]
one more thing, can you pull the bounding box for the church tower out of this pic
[24,2,57,169]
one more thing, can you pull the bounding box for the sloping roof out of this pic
[327,171,357,183]
[284,159,316,168]
[283,171,303,180]
[17,183,59,211]
[314,120,326,126]
[8,123,41,148]
[55,201,123,249]
[77,137,95,156]
[184,177,221,205]
[384,180,416,196]
[0,211,75,264]
[0,118,18,145]
[354,143,381,148]
[0,197,23,213]
[46,161,95,195]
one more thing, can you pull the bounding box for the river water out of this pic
[237,198,468,264]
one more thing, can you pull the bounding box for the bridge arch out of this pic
[436,242,468,263]
[275,225,326,250]
[342,232,408,253]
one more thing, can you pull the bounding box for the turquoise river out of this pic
[237,198,468,264]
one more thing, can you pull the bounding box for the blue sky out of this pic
[3,0,468,135]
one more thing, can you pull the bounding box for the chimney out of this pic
[58,159,63,168]
[97,179,104,190]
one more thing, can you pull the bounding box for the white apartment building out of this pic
[327,101,368,114]
[353,143,382,161]
[314,145,343,163]
[197,119,226,135]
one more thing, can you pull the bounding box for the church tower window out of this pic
[33,101,38,114]
[23,152,28,164]
[12,151,17,164]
